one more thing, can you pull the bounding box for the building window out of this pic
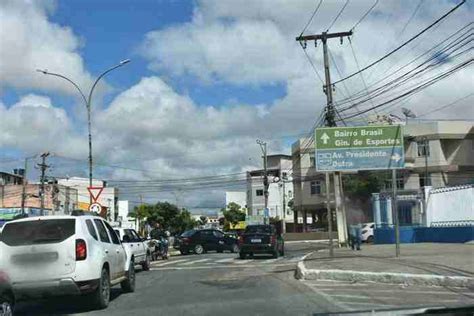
[287,190,293,198]
[419,174,431,187]
[417,140,430,157]
[385,176,405,190]
[309,153,316,167]
[256,189,264,196]
[310,181,321,195]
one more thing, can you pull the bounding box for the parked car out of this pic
[174,229,239,255]
[0,215,135,310]
[114,228,151,271]
[361,222,375,243]
[239,224,284,259]
[0,271,14,316]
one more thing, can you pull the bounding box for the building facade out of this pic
[58,177,118,220]
[0,169,24,186]
[292,120,474,233]
[246,155,294,223]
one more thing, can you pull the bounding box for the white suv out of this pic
[0,215,136,310]
[114,228,151,271]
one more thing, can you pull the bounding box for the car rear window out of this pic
[245,225,272,234]
[94,219,111,243]
[0,219,75,246]
[181,230,196,237]
[86,219,98,240]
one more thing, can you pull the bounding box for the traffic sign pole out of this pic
[325,172,334,257]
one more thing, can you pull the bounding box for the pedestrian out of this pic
[349,224,362,251]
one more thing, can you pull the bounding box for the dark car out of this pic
[239,224,284,259]
[0,271,14,316]
[174,229,239,255]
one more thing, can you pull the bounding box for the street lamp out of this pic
[37,60,131,201]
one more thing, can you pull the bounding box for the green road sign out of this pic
[315,125,404,171]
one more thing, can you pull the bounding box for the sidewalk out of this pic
[296,243,474,288]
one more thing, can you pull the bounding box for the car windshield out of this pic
[245,226,272,234]
[181,230,196,237]
[1,0,473,314]
[0,219,75,246]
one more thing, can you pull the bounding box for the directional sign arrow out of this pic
[321,132,330,145]
[391,153,401,162]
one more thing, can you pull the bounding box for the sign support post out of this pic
[392,168,400,257]
[325,172,334,257]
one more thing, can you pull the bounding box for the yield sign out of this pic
[87,186,104,203]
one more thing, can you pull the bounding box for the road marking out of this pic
[316,287,474,295]
[215,258,235,263]
[264,258,283,263]
[234,259,254,264]
[152,259,188,267]
[341,301,397,308]
[180,259,210,265]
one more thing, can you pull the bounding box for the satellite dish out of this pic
[402,107,416,118]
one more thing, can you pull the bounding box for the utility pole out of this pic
[21,156,31,215]
[256,139,269,224]
[37,152,50,216]
[296,30,352,256]
[392,169,400,257]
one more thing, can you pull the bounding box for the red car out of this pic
[0,270,14,316]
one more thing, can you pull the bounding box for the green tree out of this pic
[343,172,385,199]
[221,202,246,227]
[130,202,196,235]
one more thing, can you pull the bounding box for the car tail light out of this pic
[271,235,276,245]
[76,239,87,261]
[181,237,190,244]
[238,236,244,245]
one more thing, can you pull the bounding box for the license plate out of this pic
[251,239,261,243]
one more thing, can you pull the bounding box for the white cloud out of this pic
[0,94,85,156]
[0,0,93,95]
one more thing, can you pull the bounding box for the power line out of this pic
[327,0,350,31]
[333,0,466,85]
[398,0,425,41]
[351,0,379,31]
[337,34,472,112]
[334,23,473,106]
[339,59,473,120]
[299,0,324,37]
[300,45,325,84]
[417,93,474,117]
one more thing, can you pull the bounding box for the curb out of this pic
[286,240,331,244]
[295,255,474,288]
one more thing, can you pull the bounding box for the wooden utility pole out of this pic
[37,152,50,216]
[296,30,352,256]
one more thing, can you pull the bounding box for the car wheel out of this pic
[89,267,110,309]
[231,244,239,253]
[366,236,374,244]
[121,260,136,293]
[142,253,151,271]
[217,250,223,253]
[239,252,246,259]
[0,292,14,316]
[194,244,204,255]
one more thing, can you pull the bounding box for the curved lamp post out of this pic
[37,59,131,202]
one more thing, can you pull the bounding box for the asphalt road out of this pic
[13,242,474,315]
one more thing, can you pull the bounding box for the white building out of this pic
[58,177,118,220]
[246,155,294,223]
[117,200,136,229]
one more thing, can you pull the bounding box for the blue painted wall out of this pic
[375,226,474,244]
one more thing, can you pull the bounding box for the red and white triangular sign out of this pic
[87,186,104,203]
